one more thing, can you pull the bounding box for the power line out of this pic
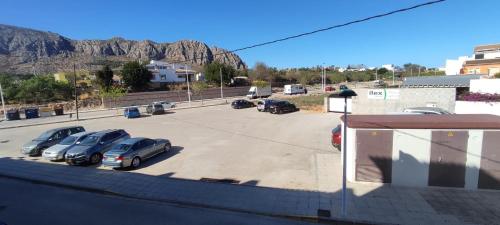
[167,0,446,65]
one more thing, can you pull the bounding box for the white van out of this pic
[246,86,272,99]
[284,84,305,95]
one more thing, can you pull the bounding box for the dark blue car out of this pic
[124,107,141,118]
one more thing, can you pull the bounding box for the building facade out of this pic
[462,44,500,76]
[146,60,202,85]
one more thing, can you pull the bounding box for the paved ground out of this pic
[0,177,318,225]
[0,103,341,190]
[1,103,499,225]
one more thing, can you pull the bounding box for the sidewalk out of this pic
[0,98,237,129]
[0,156,499,225]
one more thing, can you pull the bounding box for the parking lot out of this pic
[0,104,341,190]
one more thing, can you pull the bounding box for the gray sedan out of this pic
[102,137,171,169]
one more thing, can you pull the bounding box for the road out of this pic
[0,177,315,225]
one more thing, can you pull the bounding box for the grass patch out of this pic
[287,94,328,111]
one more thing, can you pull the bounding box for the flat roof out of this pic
[340,114,500,129]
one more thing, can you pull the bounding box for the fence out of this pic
[103,86,250,108]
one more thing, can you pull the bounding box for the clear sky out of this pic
[2,0,499,69]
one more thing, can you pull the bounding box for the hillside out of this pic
[0,24,246,74]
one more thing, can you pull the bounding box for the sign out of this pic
[367,89,400,100]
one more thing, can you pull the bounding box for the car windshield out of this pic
[154,105,163,109]
[59,135,78,145]
[78,135,100,145]
[110,144,132,152]
[34,131,54,141]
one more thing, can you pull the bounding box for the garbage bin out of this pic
[25,107,39,119]
[6,109,20,120]
[54,105,64,116]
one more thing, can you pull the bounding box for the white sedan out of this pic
[153,101,176,109]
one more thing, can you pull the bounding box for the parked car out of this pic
[146,104,165,115]
[21,126,85,156]
[325,86,335,92]
[124,107,141,118]
[339,85,348,90]
[153,101,176,109]
[257,99,279,112]
[42,132,95,161]
[65,129,130,165]
[102,137,172,169]
[403,107,451,115]
[269,101,298,114]
[231,99,254,109]
[331,125,341,150]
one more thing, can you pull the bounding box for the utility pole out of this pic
[219,67,224,99]
[185,64,191,106]
[418,67,421,77]
[375,67,378,80]
[392,69,395,85]
[73,64,79,120]
[0,82,6,121]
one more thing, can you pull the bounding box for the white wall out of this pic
[470,79,500,94]
[455,101,500,115]
[465,130,483,190]
[391,130,431,187]
[445,56,470,75]
[329,98,352,113]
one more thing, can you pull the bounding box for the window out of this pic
[69,127,84,134]
[143,139,155,147]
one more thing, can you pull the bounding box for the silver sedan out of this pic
[102,137,171,169]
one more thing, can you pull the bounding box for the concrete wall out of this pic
[351,88,456,114]
[328,98,352,113]
[103,86,250,108]
[345,128,500,189]
[455,101,500,116]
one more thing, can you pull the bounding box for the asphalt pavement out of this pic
[0,177,316,225]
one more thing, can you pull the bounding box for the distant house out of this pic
[346,64,367,72]
[146,60,203,86]
[462,44,500,76]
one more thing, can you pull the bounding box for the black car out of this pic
[146,104,165,115]
[231,99,254,109]
[21,126,85,156]
[269,101,298,114]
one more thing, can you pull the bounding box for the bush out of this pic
[458,92,500,102]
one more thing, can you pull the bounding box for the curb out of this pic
[0,102,229,130]
[0,172,377,225]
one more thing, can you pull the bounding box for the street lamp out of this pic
[338,89,357,217]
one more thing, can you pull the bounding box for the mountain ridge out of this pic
[0,24,246,74]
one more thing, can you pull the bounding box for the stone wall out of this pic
[103,86,250,108]
[350,88,456,114]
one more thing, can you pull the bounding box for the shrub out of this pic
[458,92,500,102]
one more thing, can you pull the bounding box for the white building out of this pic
[381,64,395,71]
[445,56,471,75]
[146,60,201,84]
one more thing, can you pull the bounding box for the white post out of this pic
[0,82,6,120]
[185,64,191,106]
[220,67,224,99]
[341,96,348,216]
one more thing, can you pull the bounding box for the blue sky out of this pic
[2,0,499,69]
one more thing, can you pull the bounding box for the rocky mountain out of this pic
[0,24,246,74]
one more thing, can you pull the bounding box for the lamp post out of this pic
[0,82,6,121]
[338,89,357,217]
[185,64,191,106]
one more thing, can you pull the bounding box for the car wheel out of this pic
[131,157,141,168]
[164,143,172,152]
[90,153,102,164]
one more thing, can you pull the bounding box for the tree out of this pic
[377,68,389,75]
[120,62,152,92]
[96,65,114,91]
[329,72,346,84]
[494,72,500,79]
[250,62,270,80]
[204,62,236,85]
[191,81,209,104]
[99,85,127,109]
[14,75,72,104]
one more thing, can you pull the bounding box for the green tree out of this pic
[495,72,500,78]
[377,68,389,75]
[203,62,235,85]
[95,65,114,91]
[249,62,270,81]
[120,62,152,92]
[99,85,127,109]
[191,81,209,104]
[329,72,346,84]
[14,75,72,104]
